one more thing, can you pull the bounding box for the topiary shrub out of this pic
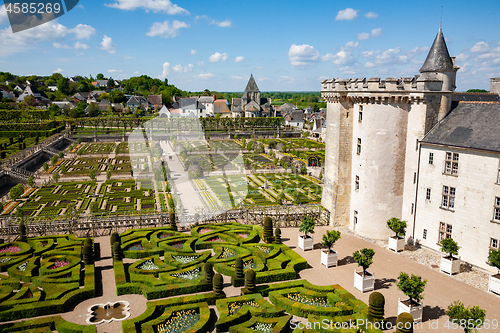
[244,269,256,293]
[84,237,92,247]
[213,273,224,298]
[83,244,94,264]
[368,291,385,323]
[170,210,177,231]
[235,257,244,279]
[112,241,123,261]
[110,232,120,246]
[204,262,214,285]
[263,216,274,244]
[274,227,282,244]
[396,312,414,333]
[18,221,27,242]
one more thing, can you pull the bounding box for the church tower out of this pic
[320,28,458,240]
[243,74,261,105]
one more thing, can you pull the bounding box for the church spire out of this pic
[244,74,260,92]
[419,28,454,73]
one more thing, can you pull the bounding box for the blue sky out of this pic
[1,0,499,92]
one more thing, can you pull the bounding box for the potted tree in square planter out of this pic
[397,272,427,322]
[487,248,500,295]
[386,217,407,252]
[321,230,341,267]
[353,248,375,292]
[446,301,486,333]
[298,217,315,251]
[440,238,461,275]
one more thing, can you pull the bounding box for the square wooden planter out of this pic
[354,270,374,293]
[298,235,313,251]
[321,249,338,267]
[488,274,500,295]
[398,298,423,322]
[440,256,460,275]
[388,236,405,252]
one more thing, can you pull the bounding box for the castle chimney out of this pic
[490,78,500,94]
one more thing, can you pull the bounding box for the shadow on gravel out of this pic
[338,255,356,265]
[423,305,446,321]
[374,277,396,290]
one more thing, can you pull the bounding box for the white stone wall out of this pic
[321,102,341,218]
[401,100,427,235]
[350,103,408,239]
[415,145,500,272]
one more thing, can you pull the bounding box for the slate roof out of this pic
[244,74,259,92]
[148,94,162,106]
[420,28,454,73]
[179,98,198,109]
[198,96,214,103]
[452,92,500,102]
[421,102,500,152]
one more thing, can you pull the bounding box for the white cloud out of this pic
[108,69,122,73]
[197,60,205,67]
[101,35,116,54]
[288,44,320,67]
[470,42,490,54]
[159,62,170,78]
[345,41,359,48]
[407,46,429,58]
[69,24,96,39]
[190,49,197,55]
[212,19,232,27]
[336,8,358,21]
[53,41,89,50]
[209,52,228,62]
[231,76,243,80]
[365,12,378,19]
[105,0,189,15]
[172,64,193,73]
[124,56,135,60]
[330,48,354,66]
[364,62,375,68]
[235,56,244,62]
[0,6,8,25]
[134,71,140,75]
[374,47,403,64]
[195,73,214,79]
[357,32,370,40]
[371,28,382,37]
[146,20,189,38]
[362,51,374,57]
[54,68,64,73]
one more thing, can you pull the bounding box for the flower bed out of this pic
[171,267,201,280]
[126,243,145,251]
[48,261,69,270]
[173,255,199,264]
[286,293,331,307]
[157,309,200,333]
[219,248,237,259]
[0,245,21,254]
[140,259,159,271]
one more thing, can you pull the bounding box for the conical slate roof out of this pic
[420,28,454,73]
[244,74,260,92]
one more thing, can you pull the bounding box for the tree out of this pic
[368,292,385,323]
[106,170,111,180]
[397,272,427,304]
[18,219,27,242]
[53,172,60,182]
[60,165,67,174]
[274,228,282,244]
[90,201,99,213]
[27,175,34,187]
[96,73,105,80]
[51,155,58,165]
[299,216,315,238]
[58,151,64,158]
[89,169,96,181]
[322,230,341,253]
[387,217,407,238]
[235,257,244,280]
[440,238,460,258]
[244,269,256,293]
[277,192,286,205]
[213,273,224,297]
[353,248,375,275]
[446,301,486,333]
[87,102,99,117]
[10,184,24,201]
[488,248,500,274]
[107,78,115,88]
[395,312,413,333]
[56,77,70,95]
[263,216,273,244]
[43,162,49,171]
[204,262,214,285]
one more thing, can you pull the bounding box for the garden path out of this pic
[60,235,147,333]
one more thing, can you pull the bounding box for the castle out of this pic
[231,74,272,117]
[320,28,500,271]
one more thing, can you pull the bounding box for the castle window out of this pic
[411,203,414,215]
[439,222,452,242]
[354,210,358,224]
[441,186,455,210]
[444,152,459,175]
[426,188,431,200]
[497,161,500,184]
[491,238,499,250]
[358,105,363,122]
[357,138,361,155]
[413,172,416,184]
[423,229,427,240]
[355,175,359,191]
[494,197,500,222]
[429,152,434,165]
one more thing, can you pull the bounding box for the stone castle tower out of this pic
[320,28,459,239]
